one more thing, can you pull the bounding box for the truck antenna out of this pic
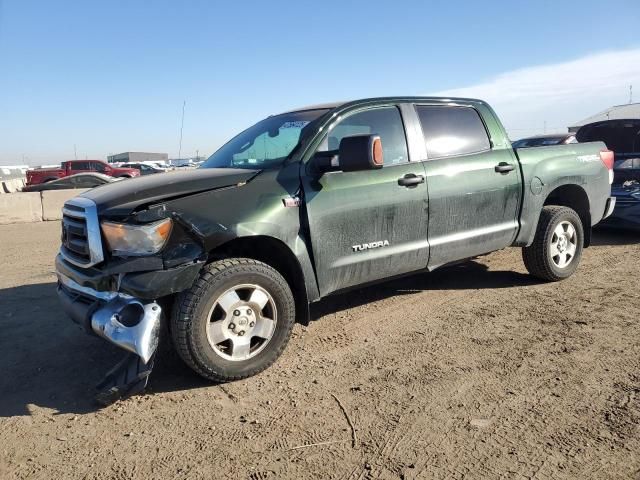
[178,100,186,160]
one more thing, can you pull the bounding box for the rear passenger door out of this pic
[414,104,521,268]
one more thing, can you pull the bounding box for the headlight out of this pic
[101,218,172,256]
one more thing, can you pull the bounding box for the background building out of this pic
[107,152,168,164]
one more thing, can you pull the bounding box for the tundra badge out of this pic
[352,240,390,252]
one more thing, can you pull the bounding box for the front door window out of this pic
[318,106,409,166]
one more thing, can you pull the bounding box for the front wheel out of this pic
[522,206,584,281]
[171,258,295,382]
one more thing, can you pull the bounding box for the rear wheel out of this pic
[522,206,584,281]
[171,258,295,382]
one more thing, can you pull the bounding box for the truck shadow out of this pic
[0,260,537,418]
[310,260,537,321]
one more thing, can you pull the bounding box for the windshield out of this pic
[201,109,329,169]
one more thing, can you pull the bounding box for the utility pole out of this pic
[74,144,78,160]
[178,100,186,160]
[543,121,547,134]
[630,85,633,104]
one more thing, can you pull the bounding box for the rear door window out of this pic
[91,162,107,173]
[73,175,102,187]
[416,105,490,159]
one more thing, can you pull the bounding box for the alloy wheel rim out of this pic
[549,221,577,268]
[206,283,277,361]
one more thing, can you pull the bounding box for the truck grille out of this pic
[60,197,104,268]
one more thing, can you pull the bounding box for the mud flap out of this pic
[94,352,155,406]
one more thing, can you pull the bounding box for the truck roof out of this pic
[281,96,486,114]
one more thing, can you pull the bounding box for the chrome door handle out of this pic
[495,162,515,174]
[398,174,425,187]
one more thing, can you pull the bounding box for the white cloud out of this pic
[433,48,640,139]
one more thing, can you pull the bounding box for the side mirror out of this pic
[338,134,383,172]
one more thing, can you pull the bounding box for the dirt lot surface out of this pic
[1,222,639,479]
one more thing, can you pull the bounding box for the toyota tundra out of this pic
[54,97,616,401]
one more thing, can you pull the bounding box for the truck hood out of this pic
[81,168,259,215]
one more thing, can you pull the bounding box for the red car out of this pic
[26,160,140,186]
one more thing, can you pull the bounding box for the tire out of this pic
[171,258,295,382]
[522,206,584,282]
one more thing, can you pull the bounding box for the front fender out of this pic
[160,166,321,303]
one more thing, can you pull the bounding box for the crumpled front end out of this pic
[57,273,161,363]
[56,196,204,363]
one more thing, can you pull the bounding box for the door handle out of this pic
[398,173,425,187]
[495,162,515,174]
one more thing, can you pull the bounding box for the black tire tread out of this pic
[171,258,295,382]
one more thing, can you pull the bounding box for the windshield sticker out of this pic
[281,121,309,129]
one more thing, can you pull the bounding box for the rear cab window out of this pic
[415,105,490,159]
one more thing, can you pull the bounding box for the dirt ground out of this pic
[0,222,639,480]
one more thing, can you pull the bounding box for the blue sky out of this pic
[1,0,639,165]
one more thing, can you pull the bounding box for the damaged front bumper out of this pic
[55,253,203,363]
[57,272,161,363]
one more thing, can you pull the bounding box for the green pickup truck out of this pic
[55,97,615,399]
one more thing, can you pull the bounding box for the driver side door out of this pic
[301,105,429,296]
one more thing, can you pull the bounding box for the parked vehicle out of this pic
[170,158,196,168]
[22,173,121,192]
[512,133,577,148]
[55,96,614,401]
[576,119,640,230]
[26,160,140,186]
[120,163,166,175]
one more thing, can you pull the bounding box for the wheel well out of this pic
[208,236,310,325]
[543,184,591,247]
